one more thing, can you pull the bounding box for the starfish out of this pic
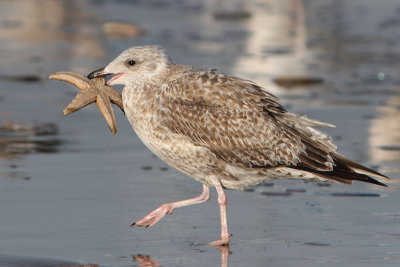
[49,71,124,134]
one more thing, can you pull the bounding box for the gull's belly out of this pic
[123,97,217,185]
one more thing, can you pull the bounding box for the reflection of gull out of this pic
[88,45,388,246]
[132,248,229,267]
[217,246,231,267]
[133,254,161,267]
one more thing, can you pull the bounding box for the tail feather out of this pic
[293,153,388,187]
[331,153,388,179]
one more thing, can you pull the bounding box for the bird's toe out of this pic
[130,203,173,228]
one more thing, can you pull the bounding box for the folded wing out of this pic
[160,70,387,186]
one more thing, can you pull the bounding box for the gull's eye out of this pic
[127,60,136,66]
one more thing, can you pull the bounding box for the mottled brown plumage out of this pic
[87,45,388,246]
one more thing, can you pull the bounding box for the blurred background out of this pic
[0,0,399,266]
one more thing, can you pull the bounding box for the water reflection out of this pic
[233,0,307,82]
[0,0,105,71]
[369,94,400,164]
[132,246,231,267]
[0,122,61,160]
[0,253,99,267]
[216,246,231,267]
[133,254,161,267]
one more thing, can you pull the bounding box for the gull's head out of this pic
[87,45,171,86]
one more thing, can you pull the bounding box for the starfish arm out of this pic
[107,90,124,113]
[100,86,124,112]
[93,79,125,113]
[63,89,97,115]
[96,93,118,134]
[50,72,122,134]
[49,72,92,90]
[110,99,124,114]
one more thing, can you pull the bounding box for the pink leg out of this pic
[132,184,210,228]
[208,182,231,246]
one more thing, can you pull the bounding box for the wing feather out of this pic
[160,70,332,170]
[157,69,387,186]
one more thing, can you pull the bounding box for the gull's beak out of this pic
[87,67,112,79]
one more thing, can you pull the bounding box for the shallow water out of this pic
[0,0,399,266]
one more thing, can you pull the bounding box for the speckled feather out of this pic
[104,46,387,189]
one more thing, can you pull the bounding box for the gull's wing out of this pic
[161,70,334,170]
[160,70,387,186]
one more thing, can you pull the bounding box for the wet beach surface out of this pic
[0,0,399,266]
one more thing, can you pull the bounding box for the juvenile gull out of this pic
[88,45,388,246]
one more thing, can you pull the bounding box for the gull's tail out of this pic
[294,152,389,187]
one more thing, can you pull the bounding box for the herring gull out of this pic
[87,45,388,246]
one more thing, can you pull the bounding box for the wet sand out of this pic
[0,0,399,266]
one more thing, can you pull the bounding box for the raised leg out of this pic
[131,184,210,228]
[208,178,231,246]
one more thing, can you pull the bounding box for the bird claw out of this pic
[131,203,174,228]
[208,237,231,247]
[208,233,232,247]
